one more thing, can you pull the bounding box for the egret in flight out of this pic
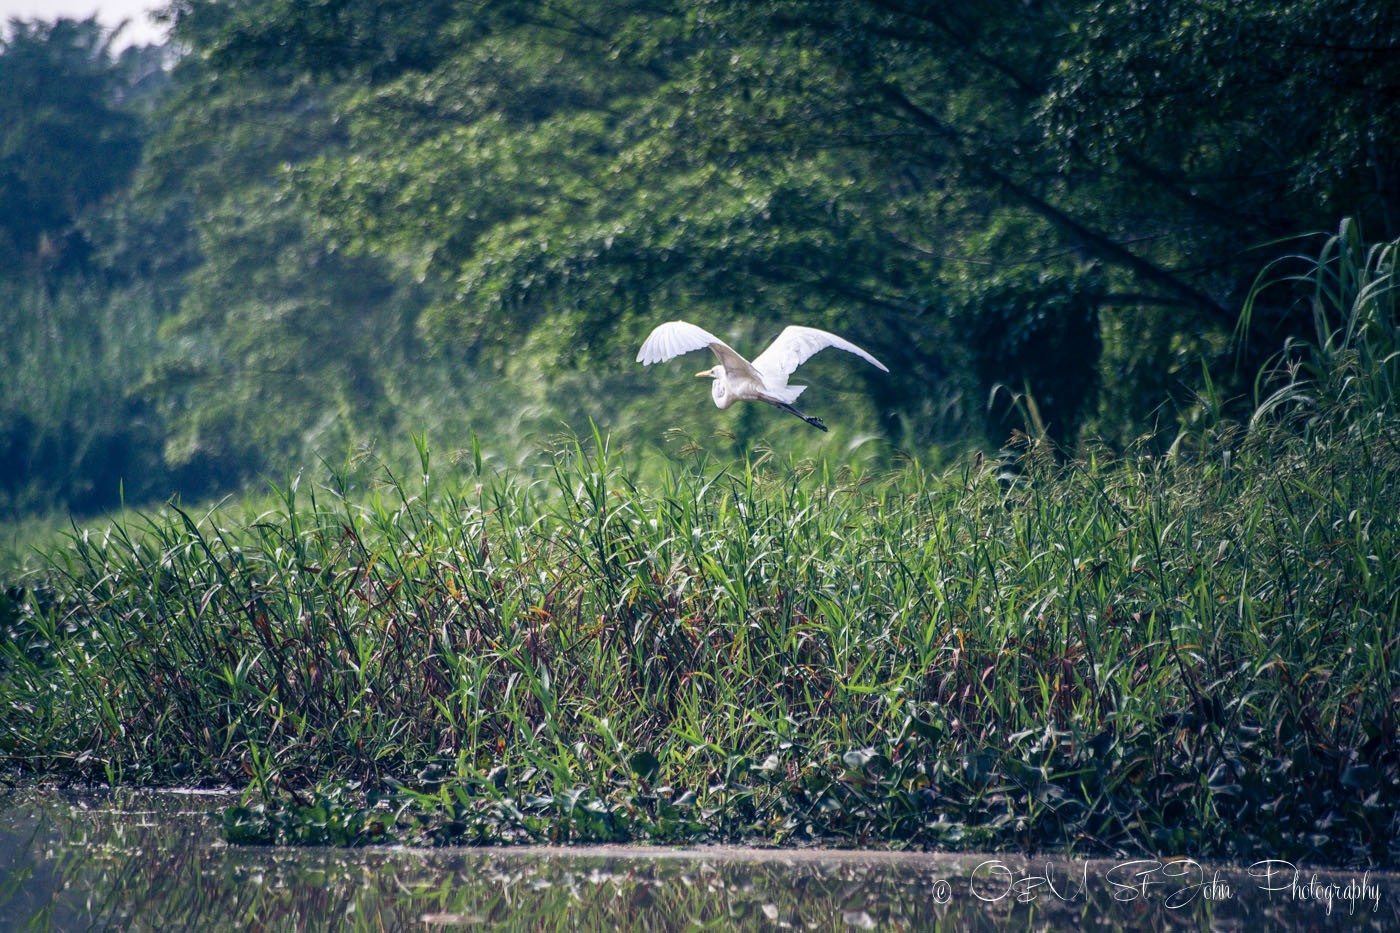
[636,320,888,431]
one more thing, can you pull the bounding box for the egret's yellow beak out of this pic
[695,368,713,378]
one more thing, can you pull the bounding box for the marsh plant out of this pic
[2,229,1397,865]
[1240,218,1399,434]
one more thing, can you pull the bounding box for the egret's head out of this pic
[695,365,723,380]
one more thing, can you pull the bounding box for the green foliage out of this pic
[0,17,149,279]
[1044,0,1400,238]
[7,232,1395,862]
[146,190,427,481]
[952,269,1103,443]
[5,389,1397,862]
[165,0,1398,458]
[0,280,170,517]
[1240,219,1399,431]
[4,0,1400,521]
[0,18,183,519]
[178,0,463,81]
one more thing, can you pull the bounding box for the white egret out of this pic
[636,320,888,431]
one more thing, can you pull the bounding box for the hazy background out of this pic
[0,0,168,47]
[2,1,1396,520]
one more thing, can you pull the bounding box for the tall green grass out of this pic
[2,225,1397,864]
[0,280,172,518]
[1240,217,1399,433]
[3,409,1396,861]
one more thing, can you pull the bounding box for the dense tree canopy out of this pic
[0,18,154,280]
[162,0,1398,444]
[0,18,174,516]
[2,0,1397,514]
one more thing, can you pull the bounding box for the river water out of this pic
[1,789,1395,930]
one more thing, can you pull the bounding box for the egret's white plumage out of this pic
[636,320,888,431]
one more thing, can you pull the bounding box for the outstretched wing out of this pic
[750,326,889,381]
[636,320,759,378]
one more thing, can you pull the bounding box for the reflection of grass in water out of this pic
[8,792,1397,930]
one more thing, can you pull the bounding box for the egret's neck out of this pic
[710,366,730,409]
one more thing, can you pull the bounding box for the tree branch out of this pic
[876,82,1233,323]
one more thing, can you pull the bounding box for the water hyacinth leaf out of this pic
[902,716,945,745]
[629,750,661,781]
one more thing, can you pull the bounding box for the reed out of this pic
[1,399,1394,863]
[3,227,1397,864]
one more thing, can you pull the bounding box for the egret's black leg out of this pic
[774,401,828,432]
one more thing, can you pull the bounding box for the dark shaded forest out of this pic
[3,1,1398,518]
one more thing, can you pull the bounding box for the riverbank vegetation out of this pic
[5,225,1398,864]
[1,2,1397,866]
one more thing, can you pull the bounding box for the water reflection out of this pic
[1,790,1395,930]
